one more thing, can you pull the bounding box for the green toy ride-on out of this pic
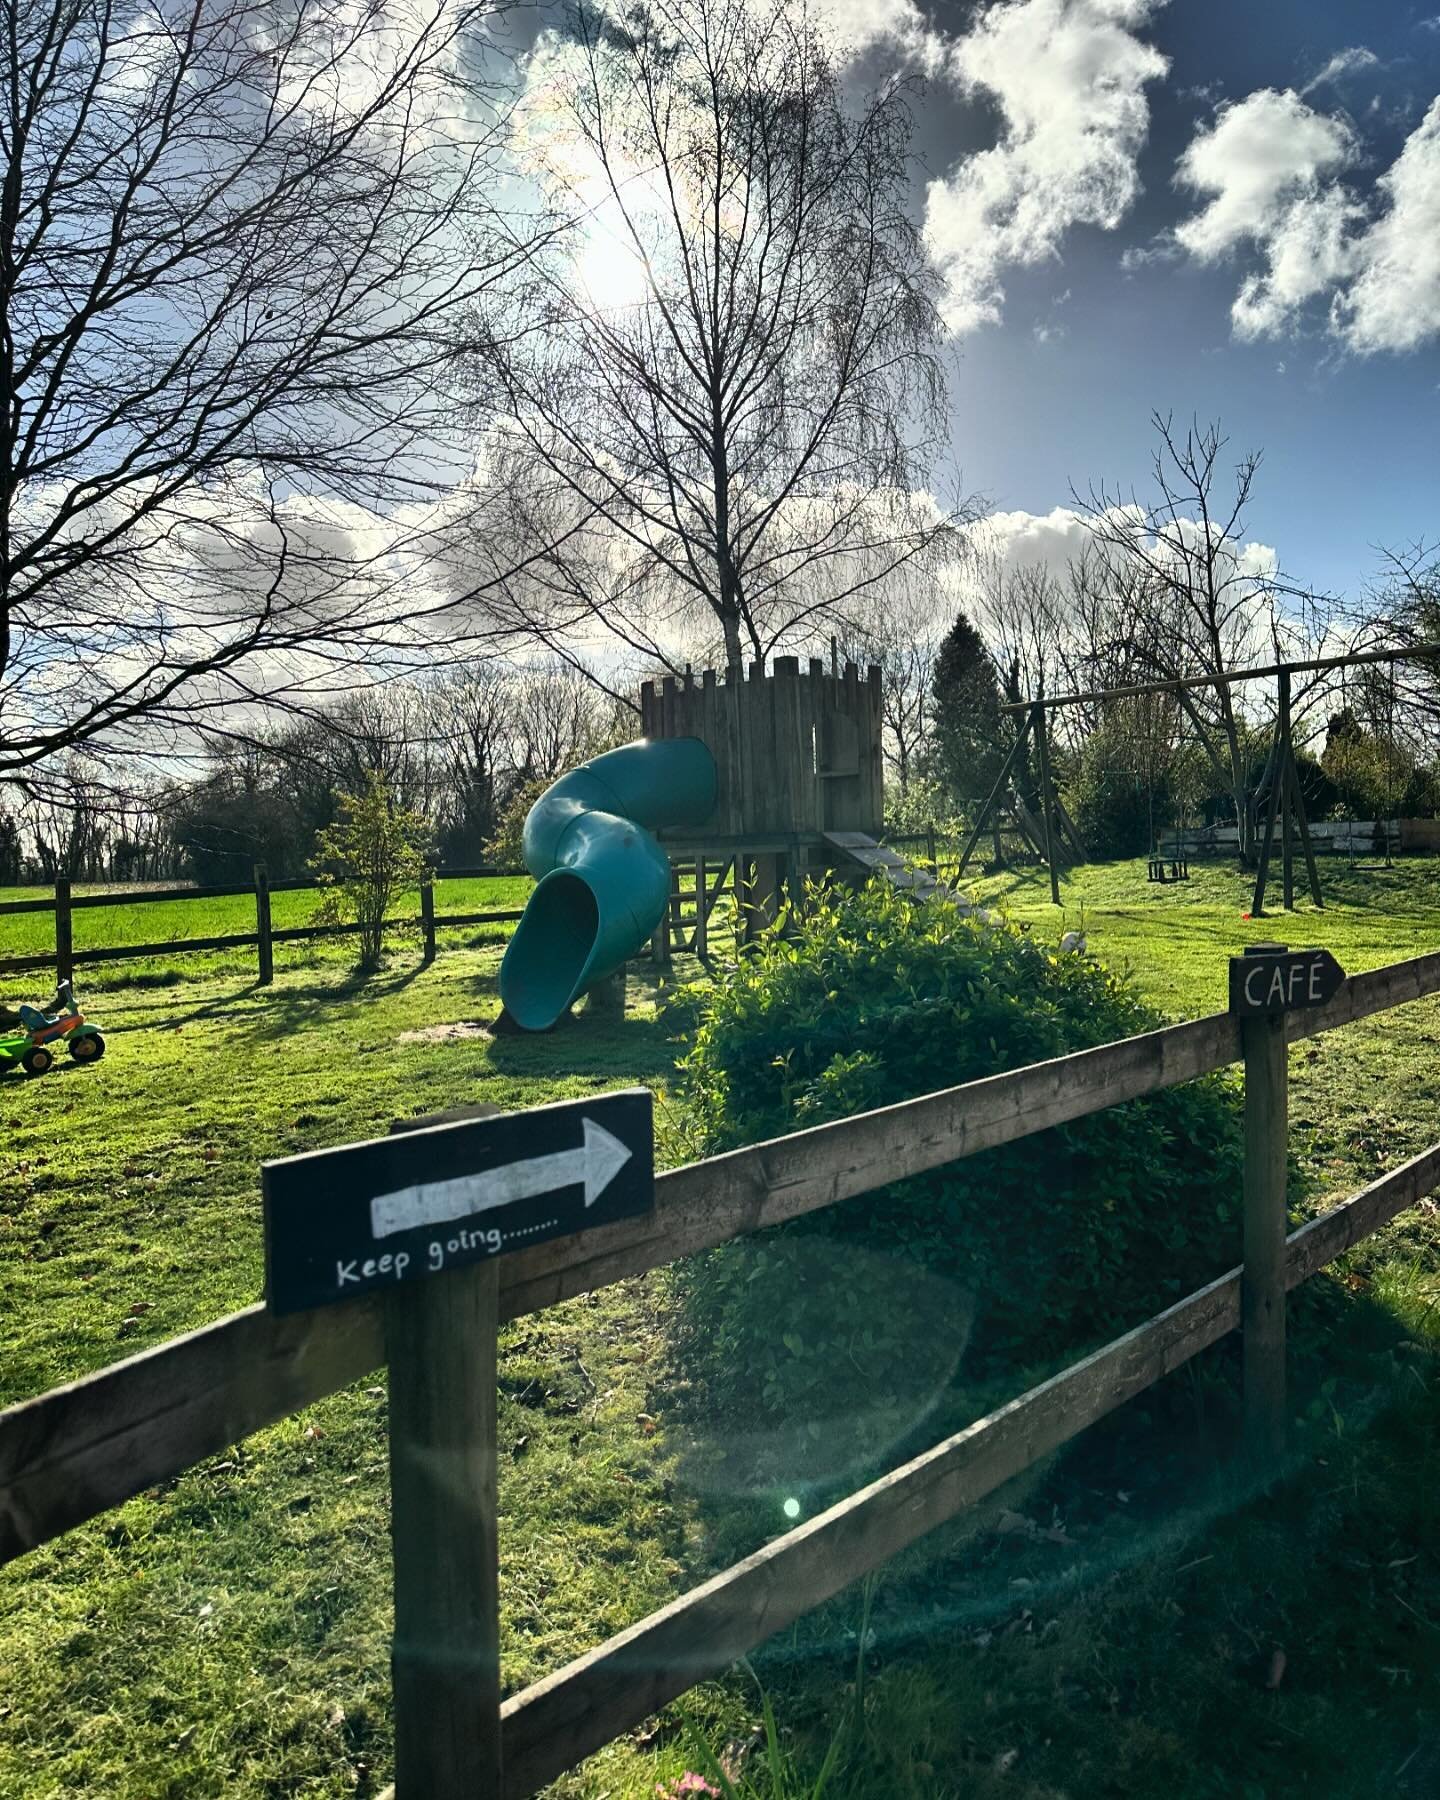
[0,981,105,1077]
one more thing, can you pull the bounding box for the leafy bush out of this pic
[310,771,432,970]
[484,773,548,871]
[669,881,1243,1469]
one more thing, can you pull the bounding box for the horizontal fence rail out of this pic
[0,911,526,978]
[5,948,1439,1570]
[0,859,528,979]
[0,870,521,916]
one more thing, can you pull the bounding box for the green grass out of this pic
[968,854,1440,1013]
[0,876,532,961]
[1,930,687,1797]
[3,858,1440,1797]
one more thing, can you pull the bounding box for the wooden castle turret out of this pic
[638,655,885,842]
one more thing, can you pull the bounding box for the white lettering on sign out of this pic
[333,1222,564,1291]
[335,1250,411,1288]
[369,1116,632,1239]
[1310,960,1324,1000]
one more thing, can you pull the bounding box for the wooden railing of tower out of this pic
[638,656,885,840]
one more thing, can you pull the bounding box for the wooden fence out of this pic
[3,948,1440,1794]
[0,865,524,983]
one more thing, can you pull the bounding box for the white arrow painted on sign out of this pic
[369,1117,633,1241]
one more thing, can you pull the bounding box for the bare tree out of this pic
[1355,540,1440,756]
[1,0,534,778]
[473,0,958,679]
[836,572,948,795]
[1074,416,1295,860]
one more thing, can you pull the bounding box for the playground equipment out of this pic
[500,738,718,1030]
[500,655,894,1029]
[0,980,105,1076]
[969,641,1440,916]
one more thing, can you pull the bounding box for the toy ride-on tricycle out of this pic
[0,981,106,1077]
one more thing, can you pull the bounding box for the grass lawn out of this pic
[3,858,1440,1797]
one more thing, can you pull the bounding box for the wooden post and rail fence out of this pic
[2,944,1439,1794]
[0,866,526,986]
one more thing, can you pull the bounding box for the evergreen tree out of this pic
[928,613,1008,811]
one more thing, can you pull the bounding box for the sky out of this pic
[828,0,1440,605]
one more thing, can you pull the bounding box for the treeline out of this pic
[0,663,625,887]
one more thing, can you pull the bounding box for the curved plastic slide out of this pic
[499,737,717,1031]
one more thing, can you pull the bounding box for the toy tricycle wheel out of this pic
[70,1031,105,1063]
[21,1046,53,1077]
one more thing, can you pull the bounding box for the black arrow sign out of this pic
[1228,944,1346,1017]
[262,1088,653,1315]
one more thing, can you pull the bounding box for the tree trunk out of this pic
[720,606,745,680]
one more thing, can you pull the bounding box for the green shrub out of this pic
[668,881,1243,1472]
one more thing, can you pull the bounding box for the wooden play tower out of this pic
[639,653,935,962]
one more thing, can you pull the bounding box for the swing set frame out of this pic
[956,642,1440,916]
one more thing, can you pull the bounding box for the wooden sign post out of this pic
[1229,944,1346,1463]
[262,1090,655,1799]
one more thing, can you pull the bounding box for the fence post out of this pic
[420,872,436,965]
[926,823,937,875]
[386,1261,502,1797]
[254,864,273,987]
[54,876,73,988]
[1241,949,1290,1464]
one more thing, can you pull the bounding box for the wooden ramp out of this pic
[822,831,945,895]
[822,832,997,922]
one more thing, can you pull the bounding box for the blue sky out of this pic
[865,0,1440,602]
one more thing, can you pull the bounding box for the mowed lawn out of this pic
[2,859,1440,1798]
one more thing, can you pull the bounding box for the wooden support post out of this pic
[1241,960,1289,1465]
[669,862,683,954]
[254,864,273,987]
[1286,753,1325,910]
[583,969,626,1018]
[1250,721,1285,918]
[693,856,707,959]
[958,712,1033,875]
[386,1261,502,1799]
[926,823,937,875]
[744,852,778,941]
[1279,668,1295,910]
[420,873,436,965]
[1033,701,1061,906]
[53,876,73,989]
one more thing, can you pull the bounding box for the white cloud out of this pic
[963,506,1096,578]
[803,0,946,69]
[923,0,1169,335]
[1334,97,1440,351]
[1174,88,1356,262]
[1174,87,1440,352]
[1300,46,1380,97]
[958,505,1279,593]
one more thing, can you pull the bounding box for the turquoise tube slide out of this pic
[499,737,717,1031]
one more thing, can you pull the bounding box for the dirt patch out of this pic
[396,1020,491,1044]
